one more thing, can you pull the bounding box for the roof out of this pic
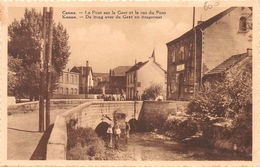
[110,66,132,76]
[167,7,238,45]
[70,66,94,76]
[205,52,247,75]
[93,73,109,81]
[126,61,149,73]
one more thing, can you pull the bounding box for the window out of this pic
[71,88,73,94]
[189,86,194,93]
[60,87,63,94]
[75,76,77,84]
[66,88,69,94]
[74,88,77,94]
[171,49,176,63]
[171,82,176,93]
[71,75,74,84]
[180,46,184,60]
[65,74,69,83]
[239,17,247,32]
[59,75,63,83]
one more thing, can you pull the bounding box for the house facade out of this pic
[70,61,94,96]
[56,70,79,95]
[109,66,132,94]
[166,7,252,100]
[126,51,167,100]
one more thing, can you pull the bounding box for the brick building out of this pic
[109,66,132,94]
[166,7,252,100]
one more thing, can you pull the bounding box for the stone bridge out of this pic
[60,101,143,130]
[46,100,189,160]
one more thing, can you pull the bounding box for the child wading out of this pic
[114,125,121,150]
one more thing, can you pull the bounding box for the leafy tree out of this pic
[187,57,252,151]
[142,82,163,100]
[8,8,70,100]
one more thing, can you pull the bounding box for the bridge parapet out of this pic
[60,101,143,129]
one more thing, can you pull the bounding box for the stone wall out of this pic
[60,101,143,129]
[47,101,143,159]
[138,100,189,131]
[46,115,67,160]
[47,100,188,160]
[7,99,102,115]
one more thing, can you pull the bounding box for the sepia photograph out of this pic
[1,1,259,166]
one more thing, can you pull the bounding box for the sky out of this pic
[8,6,229,73]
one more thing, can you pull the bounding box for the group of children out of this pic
[107,122,130,149]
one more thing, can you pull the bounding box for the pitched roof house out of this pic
[166,7,252,100]
[70,61,94,95]
[126,50,167,100]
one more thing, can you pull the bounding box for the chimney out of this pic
[135,59,137,64]
[247,48,252,57]
[86,61,89,67]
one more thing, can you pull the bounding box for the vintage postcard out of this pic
[1,0,259,166]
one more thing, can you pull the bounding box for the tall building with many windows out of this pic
[166,7,252,100]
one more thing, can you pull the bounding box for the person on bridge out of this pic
[114,125,121,150]
[125,122,131,143]
[107,124,113,147]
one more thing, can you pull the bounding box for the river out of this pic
[103,132,251,161]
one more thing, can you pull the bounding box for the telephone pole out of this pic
[46,7,53,129]
[193,7,197,96]
[39,7,47,132]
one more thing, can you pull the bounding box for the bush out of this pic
[142,82,163,100]
[67,126,106,160]
[160,116,197,141]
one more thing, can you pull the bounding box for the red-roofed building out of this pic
[126,50,167,100]
[166,7,252,100]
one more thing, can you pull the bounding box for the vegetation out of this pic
[8,8,70,100]
[161,116,198,141]
[67,126,106,160]
[142,82,163,100]
[187,58,252,153]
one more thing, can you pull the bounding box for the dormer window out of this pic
[239,16,247,32]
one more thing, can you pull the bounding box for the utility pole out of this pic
[193,7,197,96]
[46,7,53,129]
[39,7,47,132]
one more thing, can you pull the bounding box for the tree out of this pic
[142,82,163,100]
[8,8,70,100]
[187,57,252,151]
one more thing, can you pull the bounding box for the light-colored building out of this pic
[70,61,94,95]
[56,70,79,95]
[126,51,167,100]
[166,7,252,100]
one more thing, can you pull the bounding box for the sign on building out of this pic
[176,64,185,71]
